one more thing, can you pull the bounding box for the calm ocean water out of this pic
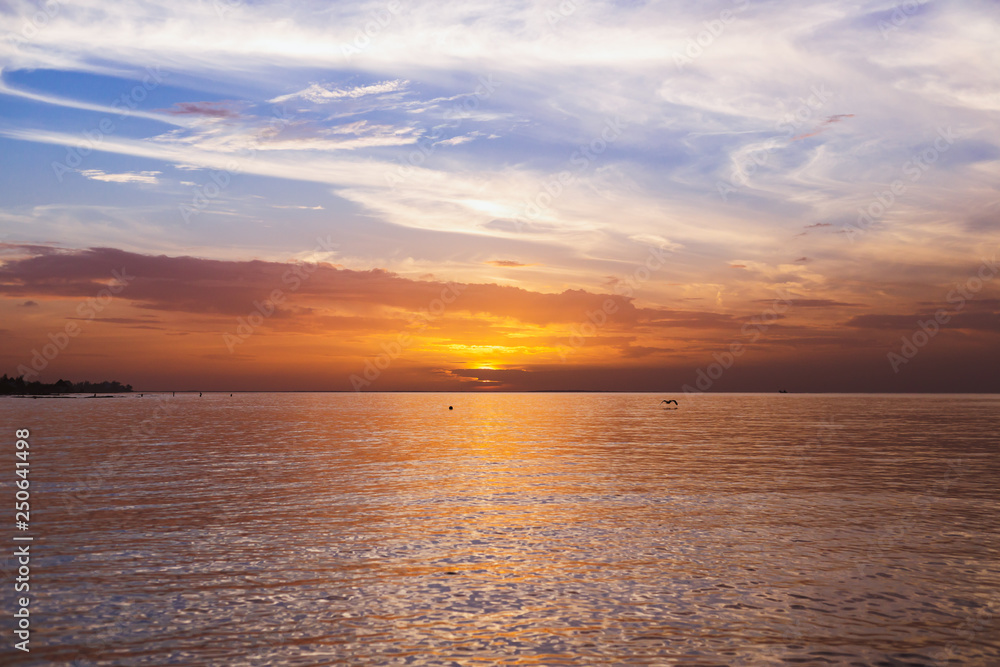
[1,392,998,665]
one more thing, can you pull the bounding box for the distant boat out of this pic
[779,390,788,393]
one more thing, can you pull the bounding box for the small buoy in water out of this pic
[449,406,453,410]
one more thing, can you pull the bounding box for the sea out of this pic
[1,392,998,665]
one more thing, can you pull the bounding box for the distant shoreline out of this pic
[0,375,133,396]
[7,394,122,399]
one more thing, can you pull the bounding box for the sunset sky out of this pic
[1,0,998,391]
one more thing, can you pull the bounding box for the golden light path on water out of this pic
[2,393,999,665]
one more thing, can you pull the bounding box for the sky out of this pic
[1,0,998,392]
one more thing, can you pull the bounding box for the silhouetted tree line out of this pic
[0,374,133,395]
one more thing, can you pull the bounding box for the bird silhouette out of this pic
[661,399,678,406]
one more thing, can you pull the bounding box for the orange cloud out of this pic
[2,245,998,392]
[486,260,533,268]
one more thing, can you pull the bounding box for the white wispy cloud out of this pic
[78,169,161,184]
[148,117,421,153]
[434,134,478,147]
[628,234,683,254]
[0,68,186,126]
[269,80,408,104]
